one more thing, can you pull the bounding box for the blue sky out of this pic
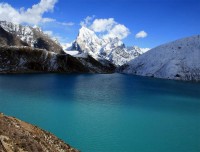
[0,0,200,48]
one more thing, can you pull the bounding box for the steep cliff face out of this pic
[0,113,79,152]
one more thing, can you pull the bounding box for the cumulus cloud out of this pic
[81,17,130,40]
[103,24,130,40]
[0,0,58,25]
[90,18,116,32]
[135,31,148,38]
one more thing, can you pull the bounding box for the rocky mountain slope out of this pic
[121,35,200,81]
[66,26,149,66]
[0,21,64,54]
[0,113,79,152]
[0,46,115,73]
[0,21,115,73]
[0,46,88,73]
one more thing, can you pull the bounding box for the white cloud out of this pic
[0,0,58,25]
[135,31,148,38]
[103,24,130,40]
[80,15,95,27]
[90,18,130,40]
[90,18,116,32]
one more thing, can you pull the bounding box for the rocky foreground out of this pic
[0,113,79,152]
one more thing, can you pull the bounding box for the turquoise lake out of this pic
[0,74,200,152]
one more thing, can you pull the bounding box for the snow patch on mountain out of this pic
[122,35,200,81]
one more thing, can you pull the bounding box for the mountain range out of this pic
[0,21,200,81]
[65,26,149,66]
[0,21,115,73]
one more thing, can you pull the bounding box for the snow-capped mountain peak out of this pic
[77,26,103,54]
[67,26,149,66]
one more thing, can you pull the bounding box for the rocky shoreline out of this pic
[0,113,79,152]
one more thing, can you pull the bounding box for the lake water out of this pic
[0,74,200,152]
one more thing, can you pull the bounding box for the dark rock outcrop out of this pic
[0,46,89,73]
[76,55,116,73]
[33,37,65,54]
[0,113,79,152]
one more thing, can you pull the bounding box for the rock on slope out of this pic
[0,21,64,54]
[0,113,79,152]
[66,26,149,66]
[122,35,200,81]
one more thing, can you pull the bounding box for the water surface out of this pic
[0,74,200,152]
